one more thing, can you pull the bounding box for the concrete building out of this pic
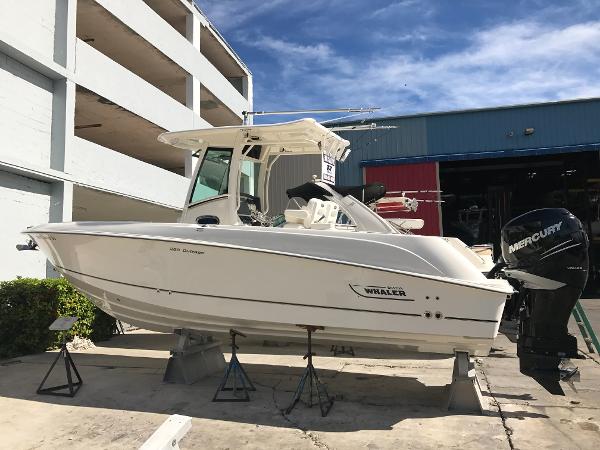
[0,0,252,281]
[335,97,600,290]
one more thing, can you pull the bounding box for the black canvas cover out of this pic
[286,183,330,202]
[331,183,386,204]
[286,182,386,205]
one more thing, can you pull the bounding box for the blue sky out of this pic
[198,0,600,123]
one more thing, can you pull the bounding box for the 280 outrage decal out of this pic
[350,284,414,301]
[508,221,562,254]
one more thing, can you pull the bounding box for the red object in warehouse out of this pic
[365,162,442,236]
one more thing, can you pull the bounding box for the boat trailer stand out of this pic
[213,329,256,402]
[163,329,226,384]
[285,325,334,417]
[37,316,82,397]
[446,351,485,414]
[37,334,83,397]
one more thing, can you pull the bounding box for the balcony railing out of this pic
[93,0,248,118]
[75,39,206,131]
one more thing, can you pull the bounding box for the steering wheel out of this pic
[238,193,264,225]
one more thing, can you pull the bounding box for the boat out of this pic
[24,119,539,357]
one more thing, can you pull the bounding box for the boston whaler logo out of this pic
[350,284,413,301]
[508,221,562,254]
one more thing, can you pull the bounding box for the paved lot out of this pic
[1,326,599,450]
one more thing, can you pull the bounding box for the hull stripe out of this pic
[58,266,498,324]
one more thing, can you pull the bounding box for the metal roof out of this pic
[334,96,600,125]
[335,97,600,185]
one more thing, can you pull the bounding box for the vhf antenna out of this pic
[242,107,380,125]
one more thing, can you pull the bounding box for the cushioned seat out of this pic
[284,208,309,224]
[284,199,339,230]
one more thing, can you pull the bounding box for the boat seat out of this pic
[283,199,339,230]
[284,208,310,225]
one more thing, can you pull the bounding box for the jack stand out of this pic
[37,335,82,397]
[213,329,256,402]
[114,320,125,335]
[330,345,355,357]
[163,329,225,384]
[285,325,334,417]
[446,351,484,414]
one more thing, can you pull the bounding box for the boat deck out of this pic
[0,302,599,449]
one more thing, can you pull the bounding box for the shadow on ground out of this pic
[100,332,453,361]
[0,339,549,432]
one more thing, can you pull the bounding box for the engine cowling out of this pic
[500,208,588,393]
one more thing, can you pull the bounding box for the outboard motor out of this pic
[500,208,588,393]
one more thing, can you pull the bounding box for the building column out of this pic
[53,0,77,69]
[185,13,202,139]
[50,78,76,173]
[49,181,73,223]
[49,77,76,276]
[242,76,253,124]
[184,152,194,178]
[185,12,202,178]
[46,180,73,277]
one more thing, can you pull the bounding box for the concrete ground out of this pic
[578,298,600,343]
[0,310,599,449]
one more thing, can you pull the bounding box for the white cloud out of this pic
[253,20,600,115]
[369,0,433,19]
[251,36,353,76]
[196,0,289,32]
[197,0,347,33]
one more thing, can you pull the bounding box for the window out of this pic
[190,148,233,204]
[240,160,259,196]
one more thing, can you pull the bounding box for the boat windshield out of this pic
[189,148,232,204]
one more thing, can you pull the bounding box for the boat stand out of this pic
[285,325,334,417]
[37,317,82,398]
[446,351,485,414]
[213,329,256,402]
[330,345,355,357]
[114,320,126,335]
[163,329,226,384]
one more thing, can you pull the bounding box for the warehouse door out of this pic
[438,151,600,292]
[365,162,442,235]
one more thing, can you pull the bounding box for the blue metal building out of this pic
[337,97,600,185]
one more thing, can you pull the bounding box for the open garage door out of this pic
[439,151,600,292]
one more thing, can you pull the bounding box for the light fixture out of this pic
[340,148,351,162]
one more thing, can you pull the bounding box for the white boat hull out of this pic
[29,222,513,356]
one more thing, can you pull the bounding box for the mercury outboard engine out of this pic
[500,208,588,394]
